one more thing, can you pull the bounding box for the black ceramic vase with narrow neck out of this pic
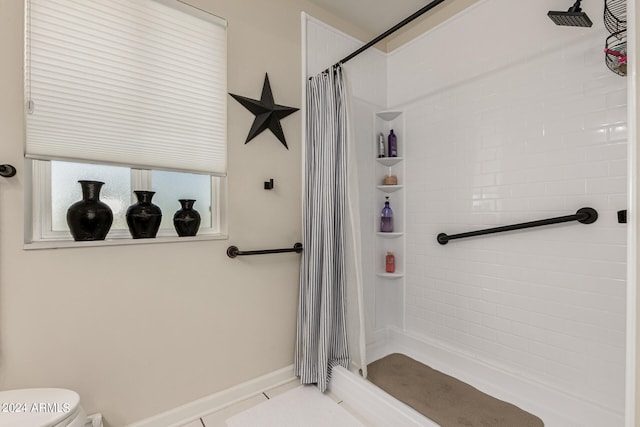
[126,191,162,239]
[66,180,113,241]
[173,199,201,237]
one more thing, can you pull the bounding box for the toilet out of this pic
[0,388,88,427]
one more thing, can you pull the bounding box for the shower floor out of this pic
[367,353,544,427]
[327,328,622,427]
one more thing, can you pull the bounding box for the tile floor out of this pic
[177,379,373,427]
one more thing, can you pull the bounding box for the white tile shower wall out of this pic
[389,0,627,418]
[305,14,388,343]
[305,15,387,106]
[350,97,383,341]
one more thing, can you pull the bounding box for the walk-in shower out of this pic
[304,0,627,424]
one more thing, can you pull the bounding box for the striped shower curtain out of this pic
[295,65,350,392]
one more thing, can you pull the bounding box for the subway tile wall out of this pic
[306,0,628,421]
[390,0,627,418]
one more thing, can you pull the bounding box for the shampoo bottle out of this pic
[377,133,385,158]
[388,129,397,157]
[385,251,395,273]
[380,196,393,232]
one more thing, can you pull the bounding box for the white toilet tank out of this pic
[0,388,88,427]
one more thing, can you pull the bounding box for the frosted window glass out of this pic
[151,170,212,230]
[51,161,131,231]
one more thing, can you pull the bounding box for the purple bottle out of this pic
[388,129,398,157]
[380,196,393,232]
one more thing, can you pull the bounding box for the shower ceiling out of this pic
[307,0,481,47]
[307,0,434,35]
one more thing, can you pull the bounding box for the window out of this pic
[30,160,221,242]
[24,0,227,244]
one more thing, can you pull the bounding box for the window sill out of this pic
[23,233,228,250]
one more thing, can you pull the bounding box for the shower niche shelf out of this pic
[376,272,404,279]
[376,185,404,193]
[377,232,404,238]
[374,110,405,292]
[376,111,402,122]
[376,157,403,167]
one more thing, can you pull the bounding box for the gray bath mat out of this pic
[367,353,544,427]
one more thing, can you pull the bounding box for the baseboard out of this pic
[126,365,296,427]
[368,327,623,427]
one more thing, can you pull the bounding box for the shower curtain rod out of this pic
[326,0,448,71]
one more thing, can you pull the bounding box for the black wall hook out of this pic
[0,164,17,178]
[264,178,274,190]
[618,210,627,224]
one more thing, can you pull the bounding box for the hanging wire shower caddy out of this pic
[604,0,626,32]
[603,0,627,76]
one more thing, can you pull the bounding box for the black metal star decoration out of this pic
[229,73,299,149]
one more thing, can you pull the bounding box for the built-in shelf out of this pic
[376,111,402,122]
[377,185,404,193]
[376,272,404,279]
[377,232,404,238]
[376,157,403,167]
[374,110,404,289]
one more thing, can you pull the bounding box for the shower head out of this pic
[548,0,593,27]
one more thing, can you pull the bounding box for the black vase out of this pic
[66,180,113,241]
[126,191,162,239]
[173,199,201,237]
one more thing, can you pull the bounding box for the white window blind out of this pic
[25,0,227,176]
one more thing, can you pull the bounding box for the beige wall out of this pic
[0,1,365,426]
